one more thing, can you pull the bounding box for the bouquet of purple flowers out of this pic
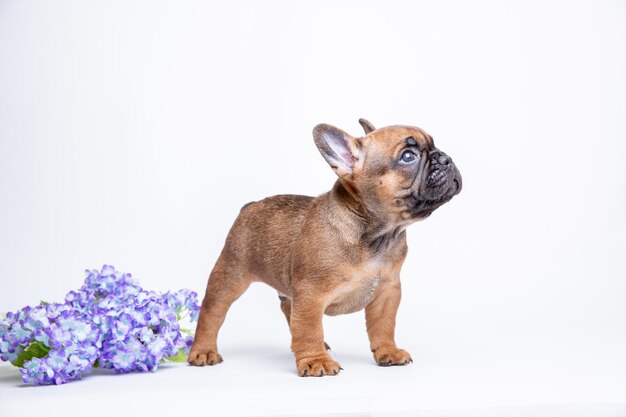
[0,265,200,385]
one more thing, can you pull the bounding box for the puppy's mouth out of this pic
[407,193,454,219]
[406,151,462,218]
[452,178,462,195]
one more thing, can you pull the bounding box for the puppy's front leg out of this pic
[365,282,412,366]
[289,296,341,377]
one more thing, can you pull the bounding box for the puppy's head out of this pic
[313,119,462,226]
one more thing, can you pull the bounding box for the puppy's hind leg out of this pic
[278,294,331,351]
[188,257,251,366]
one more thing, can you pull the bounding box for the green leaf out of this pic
[164,348,188,363]
[12,341,51,368]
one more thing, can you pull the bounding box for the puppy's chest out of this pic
[324,257,392,316]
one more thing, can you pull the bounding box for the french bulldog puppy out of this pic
[188,119,462,376]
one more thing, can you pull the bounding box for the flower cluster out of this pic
[0,265,199,385]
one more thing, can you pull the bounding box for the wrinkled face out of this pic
[313,121,462,226]
[358,126,462,222]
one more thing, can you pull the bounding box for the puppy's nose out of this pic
[430,151,450,166]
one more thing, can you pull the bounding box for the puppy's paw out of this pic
[187,349,223,366]
[373,346,412,366]
[296,354,342,377]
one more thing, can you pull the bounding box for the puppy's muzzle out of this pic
[407,150,461,218]
[424,150,462,199]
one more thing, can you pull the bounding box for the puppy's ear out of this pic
[358,118,376,134]
[313,124,362,178]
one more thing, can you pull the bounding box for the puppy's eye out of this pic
[400,150,418,163]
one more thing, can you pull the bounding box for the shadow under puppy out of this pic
[188,119,462,376]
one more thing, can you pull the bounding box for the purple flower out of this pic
[1,265,200,385]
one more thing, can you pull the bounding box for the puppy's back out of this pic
[222,194,315,292]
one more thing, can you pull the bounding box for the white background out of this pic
[1,1,625,416]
